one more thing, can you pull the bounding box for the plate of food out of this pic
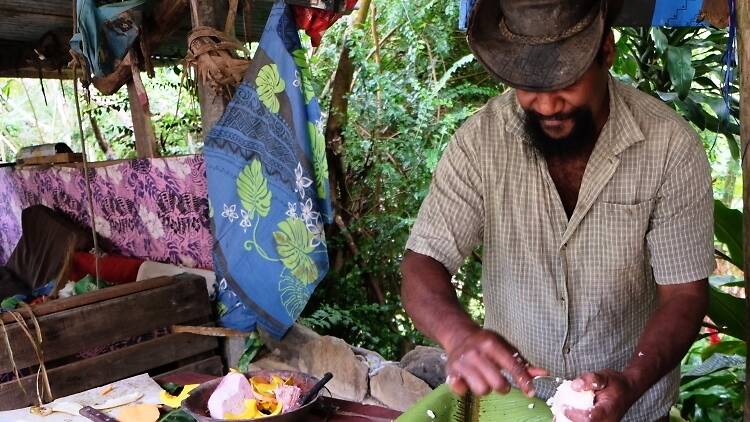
[181,370,331,421]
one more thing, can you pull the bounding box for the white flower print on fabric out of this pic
[300,198,320,227]
[222,203,239,223]
[94,216,112,239]
[59,169,73,183]
[239,209,252,232]
[294,163,313,199]
[292,70,301,88]
[138,205,165,239]
[309,220,325,248]
[286,202,298,218]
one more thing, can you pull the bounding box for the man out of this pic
[400,0,714,421]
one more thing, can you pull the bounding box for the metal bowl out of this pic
[181,370,322,422]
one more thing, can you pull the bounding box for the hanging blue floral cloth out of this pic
[204,0,333,339]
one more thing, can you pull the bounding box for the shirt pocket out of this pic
[591,199,654,270]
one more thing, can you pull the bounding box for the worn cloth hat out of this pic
[467,0,621,92]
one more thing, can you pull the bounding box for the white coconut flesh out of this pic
[546,380,594,422]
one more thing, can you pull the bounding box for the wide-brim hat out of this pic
[467,0,622,92]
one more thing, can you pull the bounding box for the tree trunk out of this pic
[324,0,377,300]
[88,113,116,160]
[737,0,750,418]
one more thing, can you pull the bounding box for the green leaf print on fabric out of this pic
[273,217,318,284]
[256,63,285,113]
[292,50,315,104]
[308,122,329,199]
[279,272,309,319]
[237,160,272,218]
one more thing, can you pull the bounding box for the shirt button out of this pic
[564,346,571,354]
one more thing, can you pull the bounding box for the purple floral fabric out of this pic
[0,156,213,269]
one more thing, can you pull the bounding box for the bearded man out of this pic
[400,1,714,421]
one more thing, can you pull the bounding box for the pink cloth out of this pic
[0,155,213,269]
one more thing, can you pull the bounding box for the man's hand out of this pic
[445,327,547,397]
[563,370,637,422]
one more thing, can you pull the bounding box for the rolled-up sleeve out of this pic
[646,127,715,284]
[406,125,484,274]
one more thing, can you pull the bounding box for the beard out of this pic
[523,107,598,157]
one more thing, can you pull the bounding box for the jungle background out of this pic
[0,0,745,419]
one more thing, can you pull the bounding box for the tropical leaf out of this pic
[237,160,272,218]
[308,122,329,199]
[666,46,695,99]
[292,49,315,104]
[650,28,668,54]
[707,286,746,340]
[256,64,285,113]
[273,217,318,284]
[714,200,743,269]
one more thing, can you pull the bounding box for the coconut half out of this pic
[546,380,594,422]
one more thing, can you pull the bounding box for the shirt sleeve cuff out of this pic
[405,234,464,275]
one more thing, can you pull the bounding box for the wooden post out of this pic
[126,69,159,158]
[190,0,228,137]
[739,0,750,418]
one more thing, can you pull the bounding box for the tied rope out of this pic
[0,303,53,406]
[72,66,102,288]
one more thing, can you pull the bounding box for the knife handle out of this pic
[79,406,119,422]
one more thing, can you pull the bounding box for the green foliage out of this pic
[301,0,491,359]
[678,338,745,421]
[158,409,196,422]
[714,200,743,268]
[237,333,264,372]
[308,122,328,198]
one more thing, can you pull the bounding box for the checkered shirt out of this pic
[406,78,715,421]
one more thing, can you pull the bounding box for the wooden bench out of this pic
[0,274,224,410]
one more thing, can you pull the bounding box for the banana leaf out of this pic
[397,384,551,422]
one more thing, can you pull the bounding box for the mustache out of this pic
[526,110,577,122]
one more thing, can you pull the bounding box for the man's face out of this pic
[515,31,615,155]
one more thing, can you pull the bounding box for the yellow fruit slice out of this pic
[117,404,160,422]
[159,384,199,408]
[225,399,259,420]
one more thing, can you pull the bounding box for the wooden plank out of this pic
[0,276,176,324]
[0,14,71,44]
[127,78,159,158]
[0,274,211,373]
[0,66,75,80]
[0,333,219,410]
[739,0,750,417]
[0,0,71,18]
[17,153,83,166]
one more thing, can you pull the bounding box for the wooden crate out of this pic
[0,274,225,410]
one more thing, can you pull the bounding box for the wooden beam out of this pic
[739,0,750,418]
[190,0,228,136]
[127,74,159,158]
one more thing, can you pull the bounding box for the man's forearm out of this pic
[400,250,480,351]
[622,280,708,399]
